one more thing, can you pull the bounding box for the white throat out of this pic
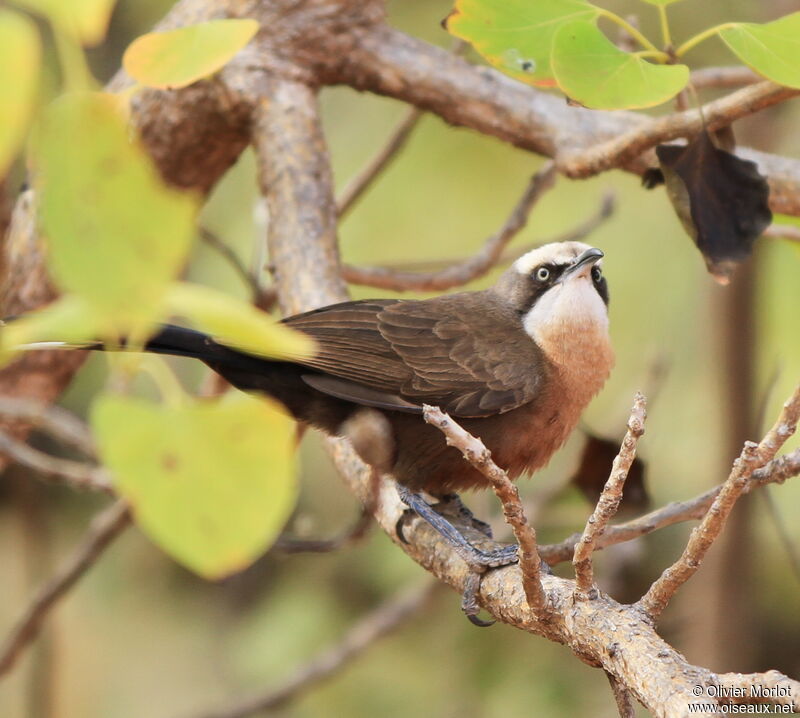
[523,277,613,398]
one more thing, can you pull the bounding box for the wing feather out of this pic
[282,296,545,417]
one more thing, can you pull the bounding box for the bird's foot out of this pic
[395,485,519,626]
[436,493,494,538]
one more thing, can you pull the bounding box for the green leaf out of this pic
[0,9,40,177]
[637,0,684,6]
[552,20,688,109]
[92,393,298,579]
[165,282,316,360]
[445,0,599,86]
[719,13,800,89]
[122,19,260,90]
[34,92,196,339]
[12,0,116,45]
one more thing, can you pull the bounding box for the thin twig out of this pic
[341,163,557,292]
[422,405,546,614]
[336,107,423,218]
[758,488,800,587]
[0,397,96,456]
[198,227,262,299]
[763,224,800,243]
[0,431,111,493]
[273,508,371,553]
[0,500,131,679]
[188,580,439,718]
[539,446,800,565]
[690,66,760,90]
[638,384,800,620]
[573,394,647,596]
[361,190,614,275]
[606,671,636,718]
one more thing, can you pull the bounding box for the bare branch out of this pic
[763,224,800,243]
[198,227,261,299]
[341,163,556,292]
[639,384,800,620]
[0,397,95,456]
[759,489,800,587]
[422,405,546,614]
[690,67,760,90]
[540,446,800,565]
[336,107,423,218]
[188,580,439,718]
[273,508,371,553]
[0,500,130,678]
[716,671,800,711]
[606,671,636,718]
[573,393,646,596]
[338,25,800,215]
[0,431,111,493]
[252,77,346,315]
[359,189,614,276]
[558,82,799,179]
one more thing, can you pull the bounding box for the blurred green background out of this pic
[2,1,799,716]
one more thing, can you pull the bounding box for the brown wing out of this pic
[283,296,545,417]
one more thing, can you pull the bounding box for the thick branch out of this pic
[334,24,800,215]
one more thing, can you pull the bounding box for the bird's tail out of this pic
[11,323,276,374]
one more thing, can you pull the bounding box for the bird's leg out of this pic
[435,493,494,538]
[395,484,520,625]
[395,485,519,567]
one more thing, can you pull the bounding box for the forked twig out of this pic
[638,384,800,620]
[573,393,647,596]
[422,405,546,614]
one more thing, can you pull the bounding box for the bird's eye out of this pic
[536,267,551,282]
[591,266,602,282]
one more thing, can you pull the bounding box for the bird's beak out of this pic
[557,247,604,283]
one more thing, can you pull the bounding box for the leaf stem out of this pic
[658,5,672,49]
[634,50,671,61]
[138,355,187,407]
[596,8,662,56]
[52,27,94,92]
[675,23,737,58]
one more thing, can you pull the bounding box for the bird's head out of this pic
[493,241,611,368]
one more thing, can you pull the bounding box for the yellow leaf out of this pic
[123,19,259,90]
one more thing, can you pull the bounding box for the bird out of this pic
[22,240,613,580]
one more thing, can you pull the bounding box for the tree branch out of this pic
[0,500,131,678]
[188,580,438,718]
[573,393,646,596]
[422,405,546,614]
[340,163,556,292]
[0,431,111,493]
[335,24,800,215]
[539,445,800,565]
[336,106,423,218]
[638,383,800,620]
[557,81,799,179]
